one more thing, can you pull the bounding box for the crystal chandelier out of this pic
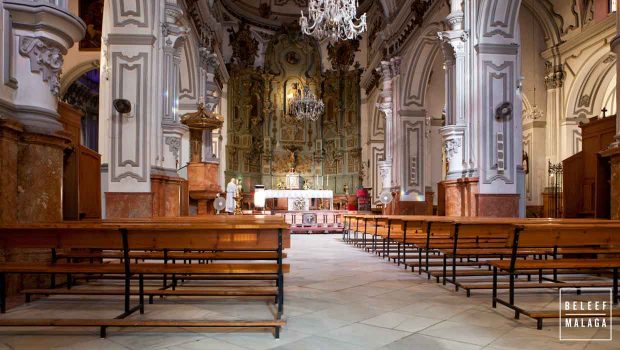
[290,86,324,121]
[300,0,367,41]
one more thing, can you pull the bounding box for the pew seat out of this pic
[489,258,620,270]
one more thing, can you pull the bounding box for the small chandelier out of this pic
[290,86,324,121]
[300,0,367,41]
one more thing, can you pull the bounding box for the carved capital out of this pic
[544,62,565,89]
[446,11,464,31]
[438,30,468,57]
[376,102,393,118]
[19,37,63,96]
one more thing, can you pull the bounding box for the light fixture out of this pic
[254,185,266,210]
[300,0,367,42]
[290,85,324,121]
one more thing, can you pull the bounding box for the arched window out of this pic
[611,0,617,13]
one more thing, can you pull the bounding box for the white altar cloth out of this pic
[264,190,334,211]
[264,190,333,199]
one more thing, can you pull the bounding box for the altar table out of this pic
[264,190,334,211]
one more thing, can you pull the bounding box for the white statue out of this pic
[225,178,237,214]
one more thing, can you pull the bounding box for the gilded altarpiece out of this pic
[226,24,362,194]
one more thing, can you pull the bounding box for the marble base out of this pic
[476,193,520,217]
[441,178,478,217]
[0,118,70,297]
[151,174,187,217]
[601,145,620,219]
[105,192,154,218]
[383,192,434,215]
[0,118,21,224]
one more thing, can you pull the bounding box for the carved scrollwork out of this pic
[228,23,259,68]
[19,37,63,96]
[165,136,181,161]
[444,139,462,161]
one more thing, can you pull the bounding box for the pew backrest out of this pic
[512,224,620,248]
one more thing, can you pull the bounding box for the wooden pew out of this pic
[490,223,620,329]
[0,220,290,338]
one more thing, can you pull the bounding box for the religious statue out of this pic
[277,181,284,190]
[303,180,310,190]
[234,181,243,215]
[225,178,237,214]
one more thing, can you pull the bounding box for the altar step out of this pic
[290,223,344,234]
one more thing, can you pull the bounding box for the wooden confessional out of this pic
[562,115,615,218]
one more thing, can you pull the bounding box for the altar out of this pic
[264,189,334,211]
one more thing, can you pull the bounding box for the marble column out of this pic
[376,60,395,195]
[544,63,565,164]
[99,0,160,216]
[438,23,469,180]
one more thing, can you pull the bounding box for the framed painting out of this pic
[79,0,104,51]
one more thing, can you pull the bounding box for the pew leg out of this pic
[492,267,497,308]
[442,255,447,285]
[539,269,543,283]
[50,273,56,289]
[100,326,107,338]
[139,274,144,314]
[277,275,284,319]
[537,319,543,330]
[0,273,5,313]
[613,268,618,304]
[418,249,422,275]
[66,273,72,289]
[274,326,280,339]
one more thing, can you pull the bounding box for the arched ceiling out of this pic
[219,0,373,30]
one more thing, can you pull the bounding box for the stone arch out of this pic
[59,59,100,96]
[566,52,616,119]
[521,0,563,49]
[370,94,385,141]
[478,0,522,43]
[178,33,199,103]
[400,22,444,109]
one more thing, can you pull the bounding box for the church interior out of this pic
[1,0,620,348]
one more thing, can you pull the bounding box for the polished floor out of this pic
[0,235,616,349]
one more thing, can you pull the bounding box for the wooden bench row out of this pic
[343,214,620,329]
[0,216,290,338]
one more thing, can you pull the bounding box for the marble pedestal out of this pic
[440,177,479,217]
[105,192,154,218]
[0,118,70,296]
[476,193,520,217]
[383,191,434,215]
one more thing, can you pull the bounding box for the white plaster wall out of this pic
[426,54,445,205]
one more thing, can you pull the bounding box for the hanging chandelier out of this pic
[290,86,324,121]
[300,0,367,41]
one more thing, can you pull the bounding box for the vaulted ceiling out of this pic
[219,0,373,30]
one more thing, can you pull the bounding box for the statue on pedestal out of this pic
[234,182,243,215]
[226,178,237,214]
